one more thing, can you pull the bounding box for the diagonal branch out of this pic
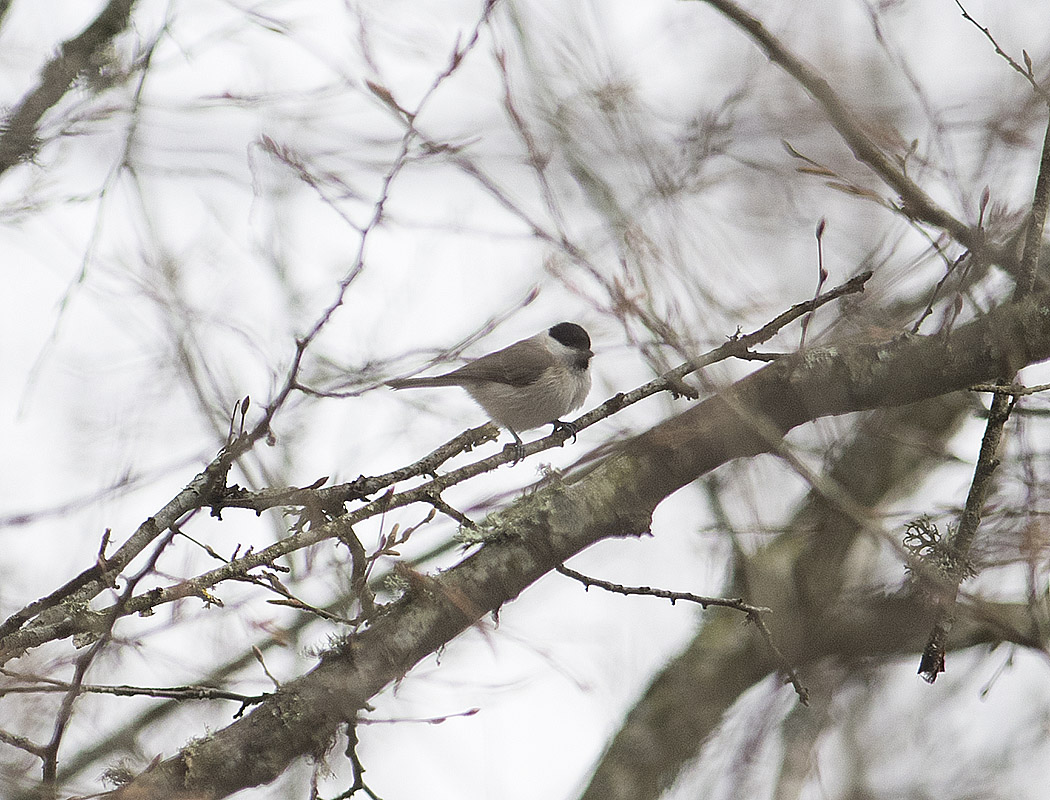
[693,0,981,252]
[0,0,137,174]
[954,0,1050,107]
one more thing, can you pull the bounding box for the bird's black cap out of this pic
[549,322,591,351]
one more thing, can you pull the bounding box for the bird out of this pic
[388,322,593,460]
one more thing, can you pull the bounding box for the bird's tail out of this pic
[387,375,460,389]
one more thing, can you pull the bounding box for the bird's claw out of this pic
[550,419,579,444]
[505,433,526,466]
[505,421,579,464]
[510,442,526,465]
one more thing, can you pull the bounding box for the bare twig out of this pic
[917,389,1013,681]
[424,494,477,530]
[39,525,179,788]
[970,381,1050,396]
[0,670,264,705]
[0,728,47,758]
[331,724,382,800]
[556,564,770,614]
[954,1,1050,107]
[356,708,480,726]
[556,565,808,704]
[799,218,828,350]
[911,252,971,335]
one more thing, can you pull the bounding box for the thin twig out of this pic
[556,565,770,613]
[0,728,47,758]
[970,382,1050,396]
[424,494,477,530]
[954,1,1050,107]
[331,723,382,800]
[799,218,828,350]
[0,673,264,705]
[39,525,179,787]
[918,100,1050,682]
[556,565,808,703]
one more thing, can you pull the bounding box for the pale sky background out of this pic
[3,0,1050,797]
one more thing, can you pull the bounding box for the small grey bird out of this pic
[388,322,593,456]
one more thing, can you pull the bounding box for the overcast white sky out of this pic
[3,0,1050,797]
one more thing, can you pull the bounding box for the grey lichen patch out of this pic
[453,522,511,545]
[271,687,307,725]
[382,570,411,598]
[71,630,100,648]
[182,731,216,784]
[789,345,842,389]
[903,514,976,583]
[99,759,136,788]
[456,469,577,546]
[62,597,90,616]
[67,603,108,648]
[796,345,839,370]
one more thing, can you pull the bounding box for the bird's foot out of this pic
[550,419,579,444]
[505,432,526,465]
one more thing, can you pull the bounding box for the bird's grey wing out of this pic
[445,338,550,387]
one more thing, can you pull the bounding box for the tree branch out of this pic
[0,0,137,174]
[694,0,983,253]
